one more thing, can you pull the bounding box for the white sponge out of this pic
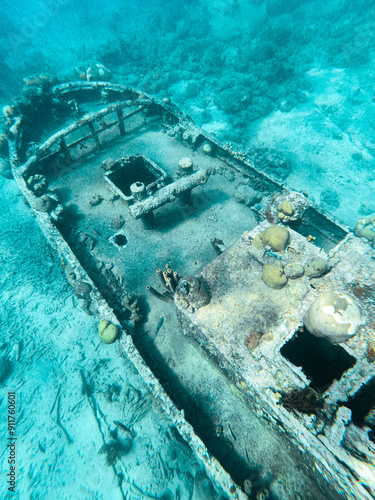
[303,291,361,343]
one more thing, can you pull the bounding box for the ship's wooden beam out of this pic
[129,168,213,219]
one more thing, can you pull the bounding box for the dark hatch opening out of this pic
[343,378,375,442]
[107,156,158,198]
[280,328,356,391]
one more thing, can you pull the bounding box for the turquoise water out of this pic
[1,1,375,498]
[1,0,374,225]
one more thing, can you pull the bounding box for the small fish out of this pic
[154,316,164,338]
[113,420,134,437]
[263,250,281,260]
[38,442,46,453]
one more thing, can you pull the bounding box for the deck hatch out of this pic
[104,155,167,201]
[280,327,357,391]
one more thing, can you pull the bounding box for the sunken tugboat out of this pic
[3,75,375,500]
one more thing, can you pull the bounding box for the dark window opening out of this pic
[114,234,127,247]
[280,327,356,391]
[343,378,375,443]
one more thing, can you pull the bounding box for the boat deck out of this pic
[48,128,256,297]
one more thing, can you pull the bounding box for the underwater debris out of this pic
[128,168,213,224]
[278,387,325,415]
[177,156,194,176]
[210,237,227,255]
[7,71,373,497]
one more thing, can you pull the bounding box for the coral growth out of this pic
[98,320,119,344]
[262,264,288,289]
[258,225,290,252]
[355,215,375,247]
[244,331,262,349]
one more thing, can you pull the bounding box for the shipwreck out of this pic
[3,77,375,500]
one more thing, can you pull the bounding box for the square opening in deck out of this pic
[104,155,167,201]
[280,327,356,391]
